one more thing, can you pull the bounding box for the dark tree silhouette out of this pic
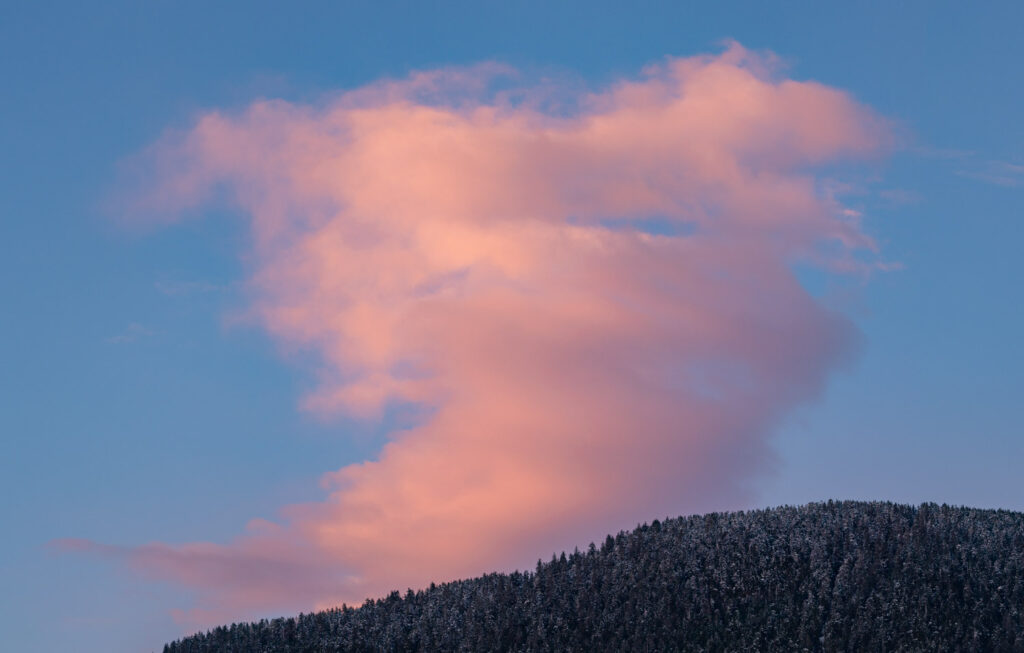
[165,501,1024,652]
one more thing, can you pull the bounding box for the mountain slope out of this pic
[164,501,1024,652]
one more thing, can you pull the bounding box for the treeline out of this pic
[165,501,1024,652]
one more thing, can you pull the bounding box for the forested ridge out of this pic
[164,501,1024,652]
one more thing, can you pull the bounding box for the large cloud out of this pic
[67,43,890,624]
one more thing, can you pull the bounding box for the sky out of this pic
[1,2,1022,651]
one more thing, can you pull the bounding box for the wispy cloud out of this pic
[80,42,891,625]
[154,279,226,296]
[106,322,156,344]
[912,145,976,160]
[956,160,1024,188]
[878,188,923,205]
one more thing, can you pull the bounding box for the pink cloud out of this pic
[84,43,890,625]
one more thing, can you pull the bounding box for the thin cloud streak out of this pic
[76,43,891,625]
[106,322,157,344]
[956,160,1024,188]
[154,279,226,296]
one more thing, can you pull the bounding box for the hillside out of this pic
[164,501,1024,652]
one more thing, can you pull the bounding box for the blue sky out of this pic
[2,2,1021,651]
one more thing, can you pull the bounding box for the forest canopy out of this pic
[165,501,1024,652]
